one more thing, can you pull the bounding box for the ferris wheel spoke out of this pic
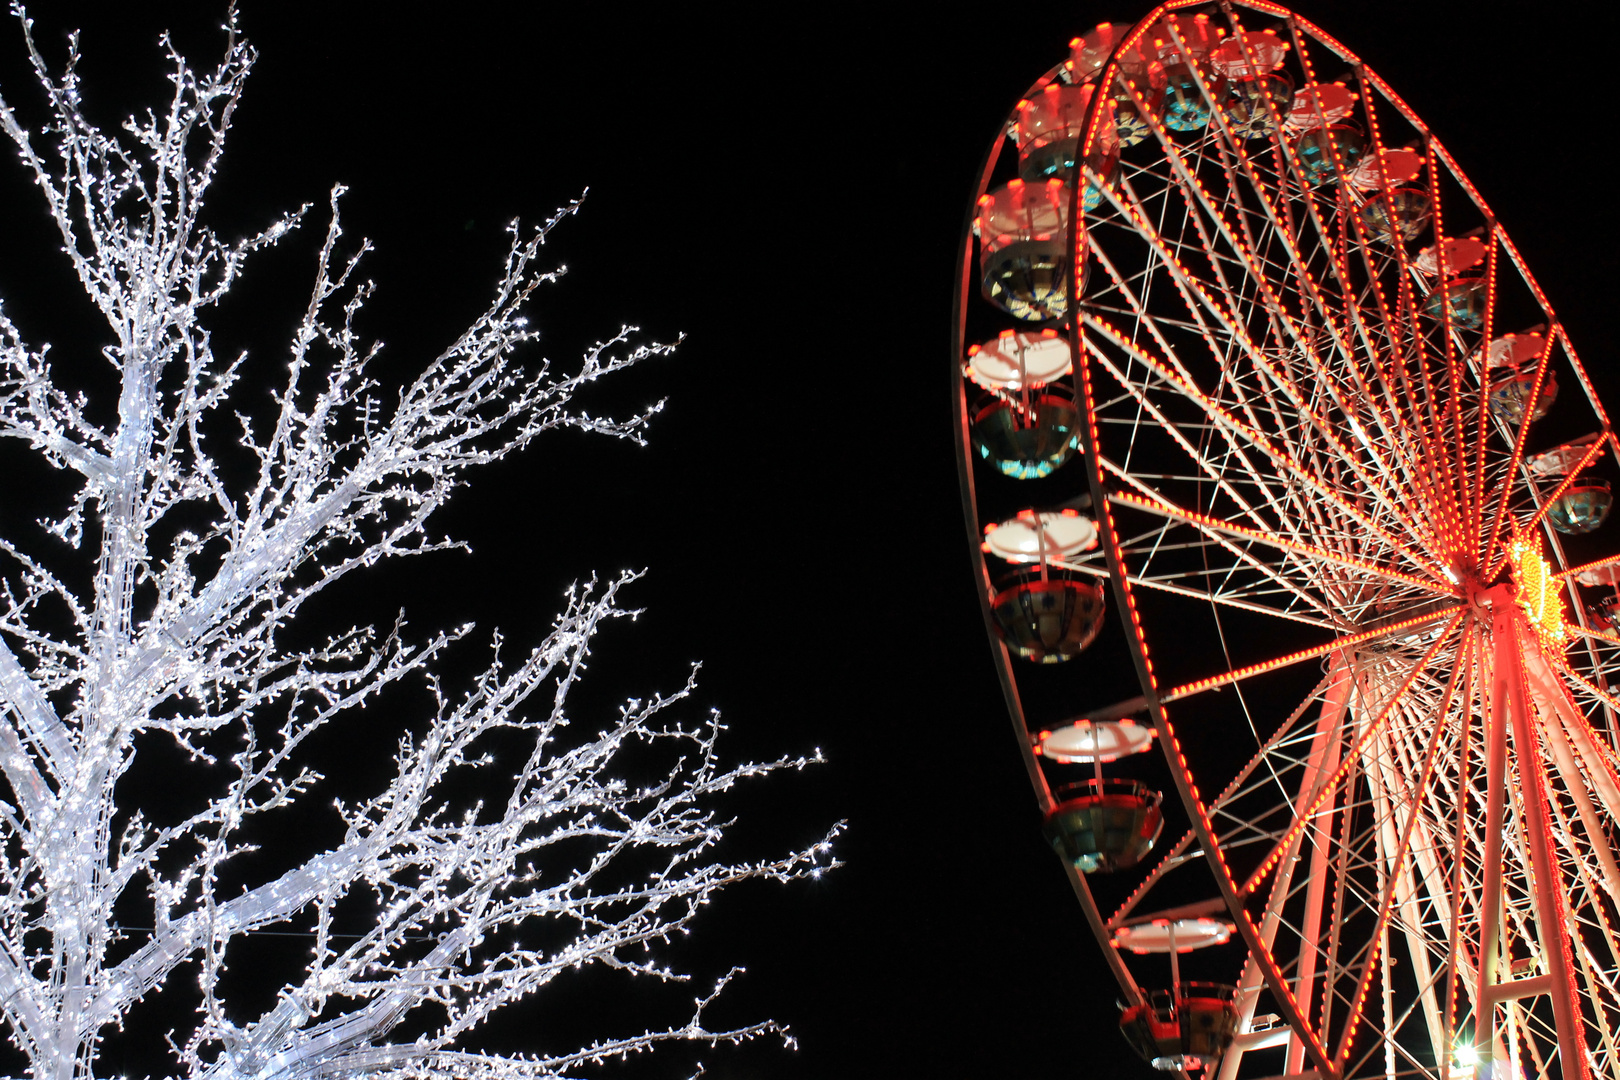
[1089,185,1328,479]
[1526,653,1620,831]
[1085,316,1453,575]
[1163,607,1459,705]
[1343,229,1474,552]
[1555,549,1620,586]
[1332,637,1461,1065]
[1218,115,1431,493]
[1088,318,1367,537]
[1574,939,1620,1074]
[1096,457,1350,618]
[1210,663,1344,813]
[1081,318,1317,537]
[1110,489,1449,597]
[1481,336,1559,573]
[1122,28,1357,385]
[1278,185,1459,541]
[1385,830,1458,1063]
[1387,747,1472,955]
[1055,554,1339,629]
[1364,143,1477,552]
[1346,962,1457,1080]
[1239,613,1466,903]
[1217,665,1352,1079]
[1539,775,1620,1004]
[1105,828,1201,929]
[1555,666,1620,735]
[1465,229,1506,545]
[1363,79,1529,560]
[1104,150,1334,410]
[1088,350,1407,597]
[1569,625,1620,652]
[1100,160,1438,543]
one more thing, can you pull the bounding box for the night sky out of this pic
[1,2,1618,1077]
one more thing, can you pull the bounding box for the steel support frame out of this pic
[1222,656,1354,1080]
[1481,587,1589,1077]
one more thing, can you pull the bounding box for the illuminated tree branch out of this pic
[0,9,836,1080]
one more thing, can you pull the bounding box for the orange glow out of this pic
[1238,613,1466,899]
[1568,624,1620,649]
[1520,433,1607,538]
[1110,491,1447,594]
[1161,606,1460,703]
[1508,533,1568,647]
[1484,332,1555,576]
[1557,551,1620,582]
[1080,215,1451,579]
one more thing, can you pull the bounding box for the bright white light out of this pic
[1455,1043,1481,1067]
[0,18,836,1080]
[1348,418,1379,459]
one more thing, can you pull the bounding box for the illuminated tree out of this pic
[0,9,835,1079]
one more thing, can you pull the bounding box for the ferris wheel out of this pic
[952,3,1620,1079]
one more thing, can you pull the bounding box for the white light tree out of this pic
[0,9,835,1080]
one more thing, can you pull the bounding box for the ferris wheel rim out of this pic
[1064,5,1618,1076]
[953,3,1620,1076]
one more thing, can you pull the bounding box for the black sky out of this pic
[2,2,1618,1077]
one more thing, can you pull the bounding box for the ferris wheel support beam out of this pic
[1476,616,1512,1074]
[1531,653,1620,824]
[1331,641,1467,1067]
[1523,659,1620,908]
[1364,731,1447,1064]
[1485,590,1590,1078]
[1278,661,1352,1080]
[1221,660,1354,1080]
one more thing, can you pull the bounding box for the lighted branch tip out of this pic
[0,13,831,1080]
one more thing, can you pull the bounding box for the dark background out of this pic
[1,2,1616,1076]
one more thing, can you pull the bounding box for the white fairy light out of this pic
[0,9,838,1080]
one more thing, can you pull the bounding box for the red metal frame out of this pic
[950,2,1618,1075]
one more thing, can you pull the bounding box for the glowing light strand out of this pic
[1110,491,1450,595]
[1331,633,1467,1063]
[1518,432,1609,540]
[1161,606,1461,703]
[1099,78,1437,556]
[1237,612,1467,899]
[1508,534,1569,647]
[1083,316,1454,585]
[0,19,837,1080]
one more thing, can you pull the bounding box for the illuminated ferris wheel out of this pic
[952,4,1620,1078]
